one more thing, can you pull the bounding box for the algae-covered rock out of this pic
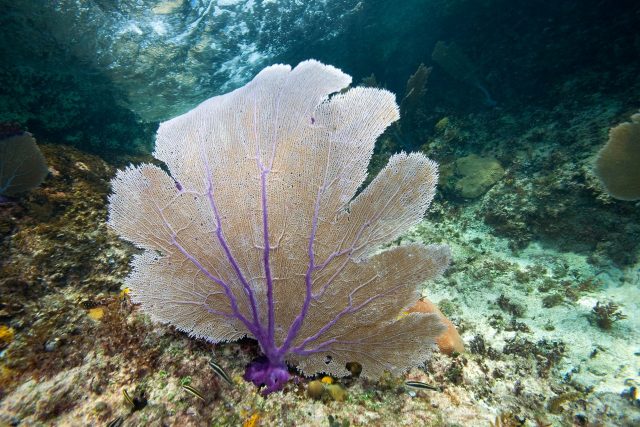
[451,154,505,198]
[325,384,347,402]
[306,380,325,400]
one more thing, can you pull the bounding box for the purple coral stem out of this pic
[197,140,265,338]
[276,182,323,356]
[206,182,264,333]
[260,168,277,350]
[171,237,260,337]
[252,89,285,361]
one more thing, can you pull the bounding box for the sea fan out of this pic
[594,112,640,201]
[0,131,48,201]
[108,60,450,394]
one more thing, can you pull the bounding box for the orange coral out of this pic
[0,325,15,349]
[408,298,464,355]
[243,413,260,427]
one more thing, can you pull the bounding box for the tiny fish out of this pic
[122,388,147,411]
[404,380,440,391]
[209,359,233,385]
[107,416,124,427]
[182,384,206,401]
[122,389,135,407]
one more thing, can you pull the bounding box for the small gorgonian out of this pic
[108,60,450,394]
[0,130,48,202]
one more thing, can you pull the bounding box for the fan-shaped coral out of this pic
[594,112,640,201]
[0,131,48,200]
[108,60,450,394]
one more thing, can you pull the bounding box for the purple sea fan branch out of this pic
[182,121,264,336]
[202,152,264,336]
[108,60,450,394]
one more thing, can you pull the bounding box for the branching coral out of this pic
[591,301,627,330]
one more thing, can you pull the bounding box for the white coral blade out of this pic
[128,252,248,342]
[108,164,253,340]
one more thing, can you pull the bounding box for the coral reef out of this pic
[419,82,640,266]
[1,113,638,426]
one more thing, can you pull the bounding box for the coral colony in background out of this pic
[594,112,640,201]
[0,127,48,203]
[108,60,451,394]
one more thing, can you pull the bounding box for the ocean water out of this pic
[0,1,639,426]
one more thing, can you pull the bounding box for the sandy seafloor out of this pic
[1,77,640,426]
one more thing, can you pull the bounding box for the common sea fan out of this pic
[108,60,450,394]
[0,131,48,201]
[594,112,640,201]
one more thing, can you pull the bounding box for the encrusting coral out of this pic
[108,60,450,394]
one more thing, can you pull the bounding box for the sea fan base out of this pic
[244,357,291,394]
